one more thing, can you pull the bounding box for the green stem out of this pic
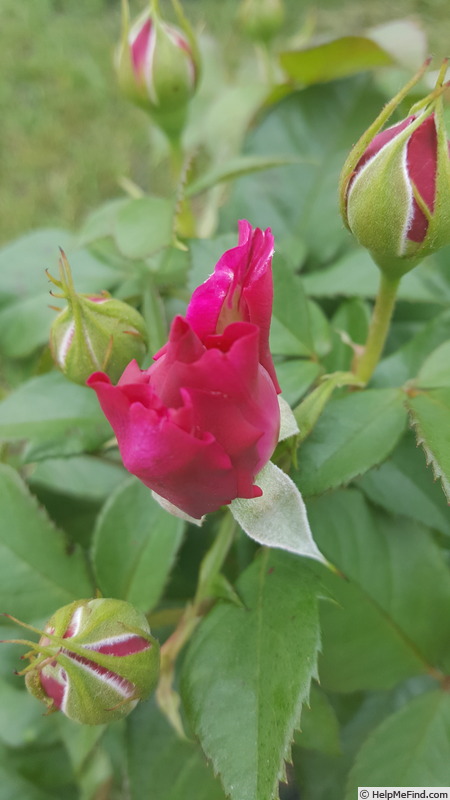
[258,43,276,87]
[195,513,237,604]
[168,136,184,187]
[156,512,237,736]
[168,137,197,238]
[353,272,400,384]
[161,512,236,662]
[293,371,363,444]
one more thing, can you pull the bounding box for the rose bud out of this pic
[238,0,284,44]
[340,61,450,278]
[116,0,200,138]
[48,250,147,385]
[88,222,280,520]
[6,598,160,725]
[186,219,280,393]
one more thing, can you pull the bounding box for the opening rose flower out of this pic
[88,221,280,519]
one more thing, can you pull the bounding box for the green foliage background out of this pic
[1,0,450,244]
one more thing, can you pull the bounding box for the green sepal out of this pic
[153,21,194,110]
[22,598,160,725]
[170,0,202,82]
[115,1,148,108]
[347,132,410,255]
[339,59,431,226]
[49,252,148,384]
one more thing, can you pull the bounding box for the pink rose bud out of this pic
[6,599,159,725]
[116,0,199,138]
[48,250,147,385]
[186,220,280,393]
[88,222,280,519]
[340,61,450,277]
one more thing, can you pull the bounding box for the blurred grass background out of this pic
[0,0,449,245]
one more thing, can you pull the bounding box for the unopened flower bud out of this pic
[116,0,200,138]
[6,598,160,725]
[238,0,284,44]
[340,60,450,278]
[48,251,147,385]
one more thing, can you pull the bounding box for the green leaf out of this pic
[279,36,393,86]
[275,360,321,408]
[416,340,450,388]
[230,462,325,563]
[0,764,53,800]
[302,248,450,304]
[56,716,106,775]
[181,549,321,800]
[294,685,341,756]
[356,431,450,537]
[114,196,174,260]
[29,455,126,502]
[189,81,266,166]
[270,257,313,357]
[318,578,427,693]
[92,479,184,613]
[1,740,76,798]
[294,371,363,444]
[323,297,370,374]
[76,198,130,246]
[0,464,93,620]
[346,691,450,794]
[0,678,56,748]
[220,76,387,261]
[127,698,226,800]
[308,300,332,358]
[186,155,304,196]
[146,244,190,288]
[293,684,430,800]
[307,489,450,691]
[407,387,450,501]
[303,250,379,298]
[293,748,345,800]
[0,296,58,360]
[373,309,450,388]
[0,231,122,357]
[0,372,112,460]
[0,228,71,304]
[293,388,407,496]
